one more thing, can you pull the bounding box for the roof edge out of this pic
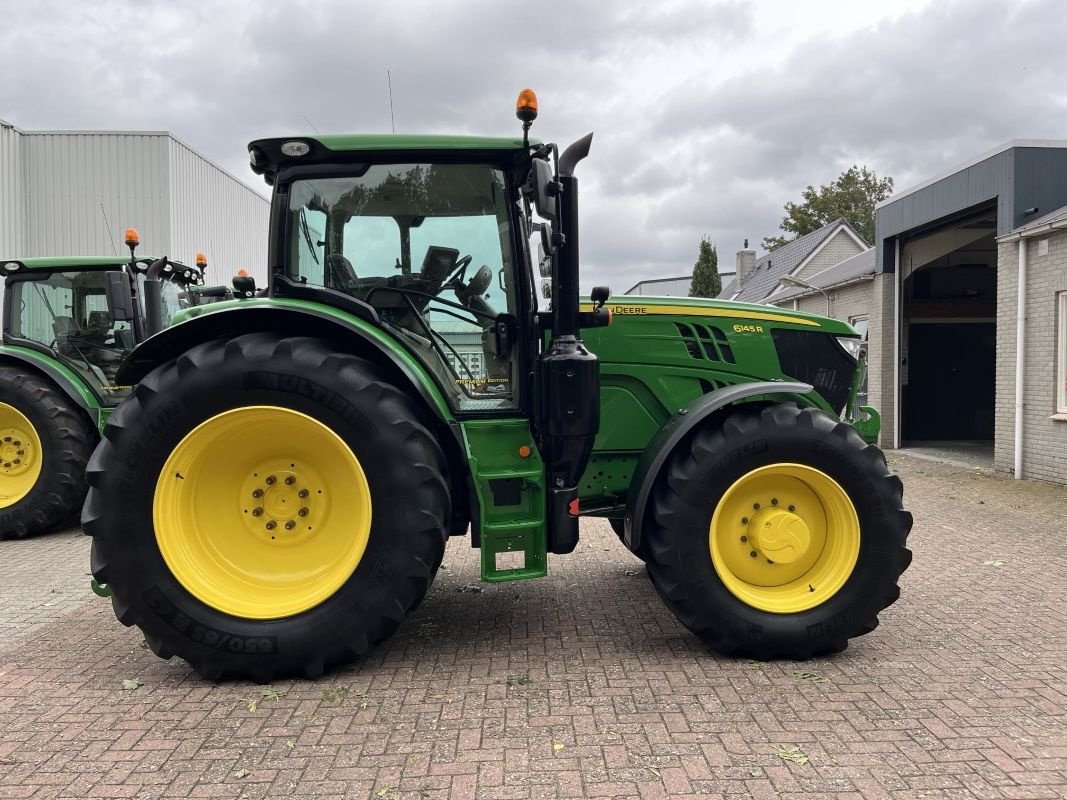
[877,139,1067,210]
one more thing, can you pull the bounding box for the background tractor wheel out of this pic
[644,403,912,659]
[84,334,450,681]
[0,369,95,539]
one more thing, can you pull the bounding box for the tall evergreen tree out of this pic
[689,236,721,298]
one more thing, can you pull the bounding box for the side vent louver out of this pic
[674,322,737,364]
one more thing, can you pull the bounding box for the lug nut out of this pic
[298,507,309,517]
[2,436,10,442]
[285,520,296,530]
[265,520,277,530]
[265,475,276,485]
[771,498,778,505]
[285,476,296,485]
[741,517,749,525]
[740,535,748,543]
[15,450,23,456]
[298,489,309,498]
[753,502,761,510]
[13,440,20,447]
[749,551,758,558]
[767,559,774,564]
[252,488,263,498]
[252,507,263,517]
[13,459,19,465]
[788,505,796,512]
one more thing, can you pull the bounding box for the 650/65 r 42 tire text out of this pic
[0,369,95,539]
[644,403,912,660]
[83,334,450,681]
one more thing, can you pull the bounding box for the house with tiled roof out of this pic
[718,219,869,304]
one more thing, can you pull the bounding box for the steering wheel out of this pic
[441,254,473,291]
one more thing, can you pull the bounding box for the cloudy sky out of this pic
[3,0,1066,290]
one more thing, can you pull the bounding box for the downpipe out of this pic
[1014,239,1026,479]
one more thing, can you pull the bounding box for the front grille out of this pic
[771,330,856,413]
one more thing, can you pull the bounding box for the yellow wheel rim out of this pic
[0,403,43,508]
[709,463,860,614]
[153,406,372,619]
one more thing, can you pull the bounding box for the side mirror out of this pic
[103,271,136,322]
[530,159,558,222]
[591,286,610,308]
[232,274,257,298]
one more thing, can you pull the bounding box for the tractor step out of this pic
[480,521,547,582]
[460,419,549,583]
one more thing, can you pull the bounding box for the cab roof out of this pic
[2,256,202,278]
[248,134,536,185]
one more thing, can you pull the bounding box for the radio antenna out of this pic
[387,69,396,133]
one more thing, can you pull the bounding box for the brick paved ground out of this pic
[0,453,1064,800]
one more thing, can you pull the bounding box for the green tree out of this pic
[689,236,721,298]
[762,165,893,251]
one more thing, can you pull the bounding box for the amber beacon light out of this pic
[516,88,538,123]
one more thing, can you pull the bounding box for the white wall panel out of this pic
[0,121,26,257]
[21,132,172,259]
[168,138,268,286]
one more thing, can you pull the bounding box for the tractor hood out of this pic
[581,294,858,337]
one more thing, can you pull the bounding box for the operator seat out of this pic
[326,254,358,290]
[52,316,79,357]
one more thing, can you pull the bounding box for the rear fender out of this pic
[0,345,103,429]
[624,381,813,555]
[116,302,453,421]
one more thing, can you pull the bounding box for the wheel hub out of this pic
[748,507,810,564]
[0,430,32,474]
[0,403,43,507]
[241,465,321,541]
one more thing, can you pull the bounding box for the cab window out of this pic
[8,271,133,400]
[286,163,520,411]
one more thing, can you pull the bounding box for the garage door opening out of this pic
[900,207,997,446]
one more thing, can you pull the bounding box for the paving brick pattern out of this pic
[0,454,1064,799]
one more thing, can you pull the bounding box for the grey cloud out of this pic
[2,0,1064,292]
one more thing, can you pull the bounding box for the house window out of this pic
[1058,292,1067,414]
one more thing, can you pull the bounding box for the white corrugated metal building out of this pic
[0,119,268,284]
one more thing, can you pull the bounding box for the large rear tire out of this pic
[83,334,450,681]
[0,369,95,539]
[644,403,912,659]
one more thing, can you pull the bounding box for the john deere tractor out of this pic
[0,231,216,538]
[85,91,912,681]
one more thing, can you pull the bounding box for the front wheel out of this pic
[644,403,912,659]
[84,334,450,681]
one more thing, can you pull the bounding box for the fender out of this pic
[116,301,454,422]
[0,345,103,427]
[623,380,813,554]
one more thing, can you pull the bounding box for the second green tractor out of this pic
[85,92,912,680]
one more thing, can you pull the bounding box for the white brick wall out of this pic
[795,232,866,281]
[994,233,1067,484]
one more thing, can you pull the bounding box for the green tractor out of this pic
[85,92,912,681]
[0,231,219,539]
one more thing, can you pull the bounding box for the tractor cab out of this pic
[255,149,529,413]
[2,239,209,403]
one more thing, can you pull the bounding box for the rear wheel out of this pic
[0,369,95,539]
[84,334,450,681]
[645,403,912,659]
